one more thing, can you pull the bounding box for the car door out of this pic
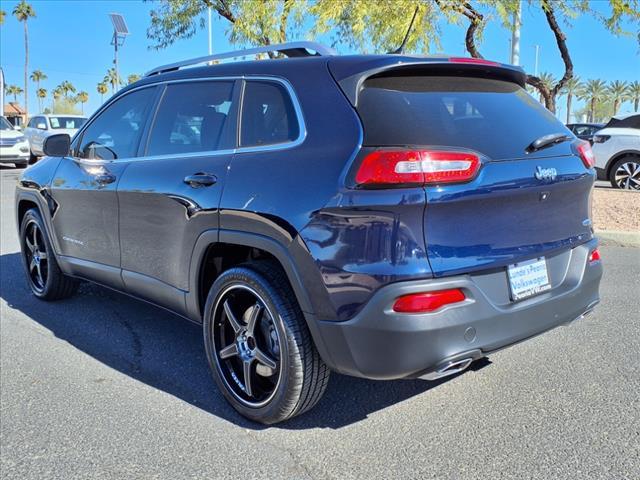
[116,79,238,313]
[49,86,158,289]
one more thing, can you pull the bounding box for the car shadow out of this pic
[0,251,490,430]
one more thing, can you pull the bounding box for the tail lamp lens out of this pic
[356,150,481,187]
[592,135,610,144]
[577,141,596,168]
[589,248,601,263]
[393,289,466,313]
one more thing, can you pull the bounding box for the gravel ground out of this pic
[592,187,639,232]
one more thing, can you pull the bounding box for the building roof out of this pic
[4,102,26,116]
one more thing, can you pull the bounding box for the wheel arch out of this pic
[605,149,640,180]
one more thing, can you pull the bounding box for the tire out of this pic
[14,162,27,169]
[609,156,640,190]
[29,151,38,165]
[203,261,330,424]
[19,208,79,300]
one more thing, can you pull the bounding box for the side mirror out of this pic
[43,134,71,157]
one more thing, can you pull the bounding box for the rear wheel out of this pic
[203,262,329,424]
[609,156,640,190]
[19,208,78,300]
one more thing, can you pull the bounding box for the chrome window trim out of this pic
[71,75,306,165]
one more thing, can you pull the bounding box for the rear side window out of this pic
[240,81,299,148]
[357,76,569,160]
[147,81,235,156]
[77,87,155,161]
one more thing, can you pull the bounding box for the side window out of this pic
[240,81,299,148]
[146,81,235,156]
[77,87,155,161]
[27,117,36,128]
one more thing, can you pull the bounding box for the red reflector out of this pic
[448,57,501,67]
[577,141,595,168]
[356,150,481,187]
[393,289,466,313]
[589,248,601,263]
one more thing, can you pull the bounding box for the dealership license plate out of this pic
[507,257,551,301]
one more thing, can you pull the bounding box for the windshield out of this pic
[49,117,87,130]
[357,75,572,160]
[0,117,14,131]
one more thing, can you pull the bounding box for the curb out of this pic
[595,230,640,248]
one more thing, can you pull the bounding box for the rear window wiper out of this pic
[526,133,571,153]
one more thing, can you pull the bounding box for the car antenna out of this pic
[388,6,419,55]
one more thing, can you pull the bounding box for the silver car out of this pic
[23,114,88,162]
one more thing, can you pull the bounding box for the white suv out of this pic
[23,114,87,162]
[0,116,30,168]
[592,113,640,190]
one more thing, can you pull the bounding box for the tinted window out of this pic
[78,88,155,160]
[358,76,571,160]
[240,81,299,147]
[147,81,235,156]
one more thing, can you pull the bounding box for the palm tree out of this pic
[30,69,47,112]
[51,86,62,112]
[560,76,582,124]
[628,81,640,112]
[538,72,556,104]
[607,81,629,116]
[36,87,47,109]
[13,1,36,120]
[578,79,608,122]
[76,91,89,114]
[0,9,6,26]
[6,85,24,102]
[104,68,121,93]
[58,80,76,99]
[127,74,141,85]
[96,82,108,103]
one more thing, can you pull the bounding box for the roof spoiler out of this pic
[329,57,527,106]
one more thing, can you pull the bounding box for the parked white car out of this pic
[0,115,30,168]
[592,113,640,190]
[23,114,88,162]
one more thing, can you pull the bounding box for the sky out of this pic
[1,0,639,120]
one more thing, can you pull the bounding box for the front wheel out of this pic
[203,262,329,424]
[609,156,640,190]
[29,151,38,165]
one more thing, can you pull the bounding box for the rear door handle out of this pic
[184,173,217,187]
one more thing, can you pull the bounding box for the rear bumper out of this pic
[314,239,602,380]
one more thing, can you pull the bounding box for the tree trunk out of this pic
[24,21,29,121]
[635,98,639,112]
[590,98,596,122]
[613,99,620,116]
[566,94,572,124]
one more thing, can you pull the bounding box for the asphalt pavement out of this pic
[1,165,639,479]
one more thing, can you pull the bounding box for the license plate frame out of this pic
[507,257,551,301]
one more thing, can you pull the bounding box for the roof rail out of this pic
[145,41,337,77]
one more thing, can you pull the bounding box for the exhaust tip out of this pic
[421,357,474,381]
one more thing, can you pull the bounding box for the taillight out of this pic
[355,149,481,187]
[588,248,601,264]
[592,135,610,144]
[448,57,501,67]
[393,289,466,313]
[576,141,595,169]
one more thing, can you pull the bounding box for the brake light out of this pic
[593,135,610,144]
[588,248,601,264]
[393,289,466,313]
[448,57,501,67]
[356,150,481,187]
[576,141,595,169]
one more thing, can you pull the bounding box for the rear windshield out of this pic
[357,75,570,160]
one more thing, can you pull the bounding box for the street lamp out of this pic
[109,13,129,90]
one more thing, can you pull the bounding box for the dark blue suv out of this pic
[15,42,602,423]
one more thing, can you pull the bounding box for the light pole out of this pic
[109,13,129,90]
[533,44,540,76]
